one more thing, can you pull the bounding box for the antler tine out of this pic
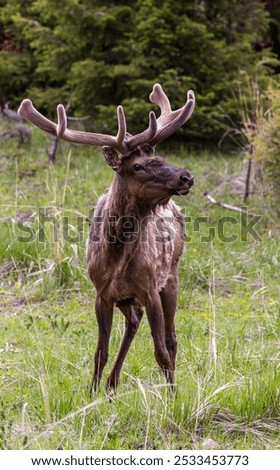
[57,104,67,137]
[18,99,58,136]
[149,83,171,119]
[126,111,157,150]
[18,100,129,153]
[149,84,195,146]
[116,105,127,146]
[150,96,195,146]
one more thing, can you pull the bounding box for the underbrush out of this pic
[0,129,279,449]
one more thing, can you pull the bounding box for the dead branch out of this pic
[203,191,256,216]
[67,115,91,121]
[2,103,22,121]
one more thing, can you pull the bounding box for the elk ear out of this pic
[102,146,122,171]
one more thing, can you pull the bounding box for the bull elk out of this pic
[18,84,195,393]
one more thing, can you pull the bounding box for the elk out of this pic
[18,84,195,393]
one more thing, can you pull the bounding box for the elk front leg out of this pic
[145,293,173,385]
[107,302,143,391]
[160,274,178,373]
[91,295,113,396]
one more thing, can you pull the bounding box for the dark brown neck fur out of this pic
[105,176,147,260]
[103,174,167,260]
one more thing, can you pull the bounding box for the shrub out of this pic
[253,81,280,211]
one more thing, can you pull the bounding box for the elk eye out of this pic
[133,164,143,172]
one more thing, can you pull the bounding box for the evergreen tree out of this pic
[0,0,34,105]
[0,0,277,140]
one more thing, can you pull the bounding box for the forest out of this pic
[0,0,279,137]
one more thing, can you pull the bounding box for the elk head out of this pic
[18,84,195,204]
[103,144,194,208]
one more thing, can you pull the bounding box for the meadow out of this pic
[0,124,279,450]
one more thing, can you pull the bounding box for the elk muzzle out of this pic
[174,170,194,195]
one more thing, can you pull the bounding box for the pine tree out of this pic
[0,0,276,141]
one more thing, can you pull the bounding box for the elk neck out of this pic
[102,173,169,260]
[107,172,164,218]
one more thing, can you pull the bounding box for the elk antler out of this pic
[18,99,131,154]
[18,84,195,154]
[148,84,195,146]
[126,111,158,150]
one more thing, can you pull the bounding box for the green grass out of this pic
[0,124,279,450]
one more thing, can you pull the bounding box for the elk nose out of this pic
[180,171,194,186]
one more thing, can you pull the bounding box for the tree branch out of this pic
[203,191,256,216]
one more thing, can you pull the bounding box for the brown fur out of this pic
[87,146,194,392]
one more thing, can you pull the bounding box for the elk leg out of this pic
[145,294,174,385]
[160,275,178,372]
[91,295,114,395]
[107,302,143,390]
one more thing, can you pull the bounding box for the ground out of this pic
[0,123,279,449]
